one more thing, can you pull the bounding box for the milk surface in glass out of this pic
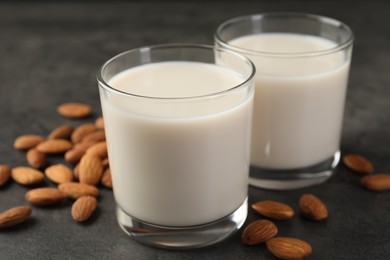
[101,61,253,227]
[229,33,350,169]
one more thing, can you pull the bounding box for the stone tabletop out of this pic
[0,1,390,259]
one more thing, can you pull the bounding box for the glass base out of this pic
[116,197,248,249]
[249,151,340,190]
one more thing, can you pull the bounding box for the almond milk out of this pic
[229,33,350,169]
[100,61,253,226]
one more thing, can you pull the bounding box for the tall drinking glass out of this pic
[215,13,354,189]
[97,44,255,248]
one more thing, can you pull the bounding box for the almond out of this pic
[342,154,374,174]
[26,148,47,169]
[11,167,45,186]
[79,154,103,186]
[252,200,295,220]
[241,219,278,245]
[45,164,74,184]
[57,102,92,119]
[58,182,100,199]
[36,139,73,154]
[299,194,328,221]
[266,237,312,259]
[48,124,74,140]
[64,148,86,164]
[71,123,96,143]
[14,134,45,150]
[95,116,104,129]
[81,130,106,144]
[0,165,11,186]
[101,168,112,189]
[102,157,109,168]
[25,187,66,206]
[71,196,97,222]
[361,174,390,191]
[86,141,108,159]
[0,206,32,229]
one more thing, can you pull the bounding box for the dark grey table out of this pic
[1,1,389,259]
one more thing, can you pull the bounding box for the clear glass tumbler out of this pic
[215,13,354,190]
[97,44,255,249]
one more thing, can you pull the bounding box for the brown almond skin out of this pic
[361,174,390,191]
[71,123,96,143]
[86,141,108,159]
[11,167,45,186]
[342,154,374,175]
[101,168,112,189]
[57,102,92,119]
[45,164,74,184]
[36,139,73,154]
[25,187,66,206]
[241,219,278,245]
[0,165,12,186]
[65,148,86,164]
[299,194,328,221]
[71,196,97,222]
[58,182,100,199]
[14,134,45,150]
[266,237,312,260]
[95,116,104,129]
[0,206,32,229]
[252,200,295,220]
[79,154,103,186]
[48,124,74,140]
[26,148,47,169]
[81,130,106,144]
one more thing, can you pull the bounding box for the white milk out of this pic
[229,33,350,169]
[100,62,253,226]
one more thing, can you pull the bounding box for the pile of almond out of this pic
[0,102,111,229]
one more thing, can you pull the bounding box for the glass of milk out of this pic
[97,44,255,248]
[215,13,354,190]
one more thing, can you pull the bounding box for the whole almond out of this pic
[58,182,100,199]
[65,148,86,164]
[71,123,96,143]
[57,102,92,119]
[26,148,47,169]
[342,154,374,174]
[14,134,45,150]
[0,165,11,186]
[299,194,328,221]
[79,154,103,186]
[25,187,66,206]
[95,116,104,129]
[86,141,108,159]
[48,124,74,140]
[11,167,45,186]
[361,174,390,191]
[252,200,295,220]
[45,164,74,184]
[71,196,97,222]
[81,130,106,144]
[0,206,32,229]
[241,219,278,245]
[101,168,112,189]
[266,237,312,259]
[36,139,73,154]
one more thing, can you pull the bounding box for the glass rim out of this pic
[214,12,354,58]
[97,43,256,101]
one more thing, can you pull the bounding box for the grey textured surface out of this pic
[0,1,390,259]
